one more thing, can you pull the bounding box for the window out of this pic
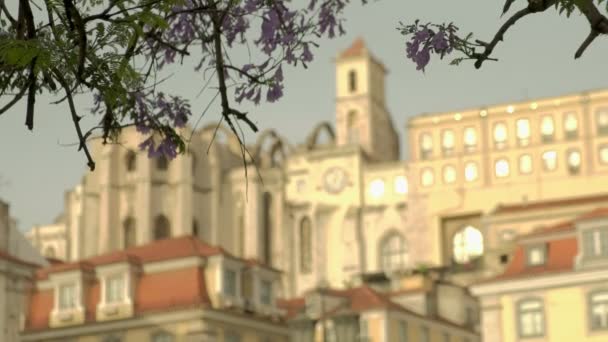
[564,112,578,139]
[192,219,199,237]
[567,149,582,175]
[369,179,385,198]
[600,145,608,165]
[542,150,557,171]
[597,108,608,135]
[464,162,478,182]
[453,225,484,264]
[262,193,273,265]
[156,155,168,170]
[125,151,137,172]
[44,246,56,258]
[443,165,456,184]
[421,168,434,187]
[442,129,455,156]
[590,291,608,330]
[223,269,237,296]
[102,335,122,342]
[348,70,357,93]
[493,122,507,149]
[260,280,272,306]
[225,331,241,342]
[398,320,408,342]
[347,110,360,145]
[526,245,546,266]
[123,217,136,248]
[58,283,77,310]
[300,217,312,274]
[420,326,430,342]
[463,127,477,152]
[358,320,370,342]
[380,233,408,273]
[153,215,171,240]
[517,298,545,338]
[518,154,533,174]
[500,254,509,264]
[540,115,555,143]
[151,331,174,342]
[394,176,408,194]
[583,228,608,258]
[105,274,124,304]
[420,133,433,160]
[516,118,531,146]
[495,159,510,178]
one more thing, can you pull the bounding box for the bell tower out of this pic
[335,38,399,161]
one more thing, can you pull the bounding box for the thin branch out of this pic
[573,0,608,58]
[52,68,96,171]
[0,0,16,26]
[0,84,28,115]
[575,29,600,59]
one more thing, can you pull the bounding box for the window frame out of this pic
[463,127,477,153]
[223,268,238,297]
[525,245,547,267]
[441,129,455,157]
[104,273,125,305]
[419,132,433,160]
[420,168,434,187]
[566,148,582,175]
[516,297,545,338]
[464,161,478,182]
[589,290,608,331]
[260,279,273,306]
[596,108,608,136]
[518,154,533,175]
[494,158,510,178]
[452,225,484,265]
[599,145,608,165]
[442,164,457,184]
[493,122,508,150]
[57,282,78,311]
[563,112,579,139]
[541,150,558,172]
[540,115,555,143]
[379,232,409,274]
[516,118,531,147]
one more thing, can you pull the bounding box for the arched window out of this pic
[452,225,484,264]
[347,110,359,144]
[262,193,272,265]
[420,132,433,159]
[44,246,56,258]
[300,217,312,274]
[153,215,171,240]
[125,150,137,172]
[156,155,168,171]
[123,217,136,248]
[380,233,408,273]
[192,219,199,237]
[151,331,175,342]
[348,70,357,93]
[493,122,507,149]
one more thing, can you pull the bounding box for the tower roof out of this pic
[339,37,368,59]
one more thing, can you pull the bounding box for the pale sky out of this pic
[1,0,607,231]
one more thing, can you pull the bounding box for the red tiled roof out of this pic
[339,38,367,59]
[24,237,236,331]
[36,236,227,280]
[279,285,475,332]
[493,193,608,215]
[575,207,608,222]
[520,220,575,239]
[0,250,40,268]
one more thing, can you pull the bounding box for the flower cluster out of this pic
[399,21,459,71]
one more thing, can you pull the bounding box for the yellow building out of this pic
[471,206,608,341]
[22,236,289,342]
[280,284,478,342]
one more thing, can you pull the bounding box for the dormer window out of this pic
[223,269,237,297]
[583,228,608,259]
[526,245,546,266]
[105,274,125,304]
[58,283,77,310]
[260,279,272,306]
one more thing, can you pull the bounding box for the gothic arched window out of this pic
[452,225,484,264]
[348,70,357,93]
[156,155,168,171]
[125,150,137,172]
[380,233,408,273]
[300,217,312,274]
[192,218,199,238]
[347,110,359,145]
[262,193,273,265]
[123,217,136,248]
[44,246,56,258]
[153,215,171,240]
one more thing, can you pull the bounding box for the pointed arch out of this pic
[153,215,171,240]
[306,121,336,150]
[123,217,136,248]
